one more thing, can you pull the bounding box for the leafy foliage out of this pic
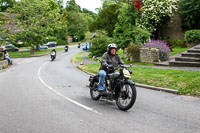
[126,42,141,62]
[184,30,200,46]
[65,0,81,12]
[89,30,112,57]
[9,0,61,51]
[179,0,200,30]
[89,4,120,37]
[67,11,88,40]
[54,0,64,13]
[136,0,179,33]
[0,0,16,11]
[171,38,185,47]
[114,3,151,48]
[0,12,8,38]
[143,40,171,61]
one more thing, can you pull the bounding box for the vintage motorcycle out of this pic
[88,64,137,111]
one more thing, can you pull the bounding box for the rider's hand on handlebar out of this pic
[107,64,114,69]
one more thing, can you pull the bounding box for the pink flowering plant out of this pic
[143,40,171,61]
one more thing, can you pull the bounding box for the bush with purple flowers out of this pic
[143,40,171,61]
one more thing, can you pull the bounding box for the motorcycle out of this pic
[50,51,56,61]
[88,64,137,111]
[78,44,80,48]
[65,46,68,52]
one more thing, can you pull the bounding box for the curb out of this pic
[72,61,179,95]
[135,83,178,94]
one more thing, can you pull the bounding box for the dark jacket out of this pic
[100,52,124,72]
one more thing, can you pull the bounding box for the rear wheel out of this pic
[116,84,137,111]
[90,81,101,100]
[51,56,55,61]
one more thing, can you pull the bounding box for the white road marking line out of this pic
[38,62,101,115]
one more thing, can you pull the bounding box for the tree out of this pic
[65,0,81,12]
[90,4,120,37]
[0,0,16,11]
[89,30,112,57]
[0,12,8,40]
[180,0,200,30]
[136,0,179,34]
[10,0,60,53]
[114,3,150,49]
[67,11,88,40]
[54,0,64,13]
[82,8,97,32]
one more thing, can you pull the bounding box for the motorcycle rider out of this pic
[65,44,69,52]
[98,43,124,93]
[50,48,56,59]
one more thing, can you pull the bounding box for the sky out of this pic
[63,0,102,13]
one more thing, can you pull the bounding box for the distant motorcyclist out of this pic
[98,43,124,93]
[78,43,80,48]
[50,48,56,61]
[65,45,69,52]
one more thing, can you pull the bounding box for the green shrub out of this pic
[185,30,200,47]
[180,0,200,30]
[171,39,185,47]
[134,27,151,45]
[89,30,112,57]
[48,36,57,42]
[126,42,141,62]
[57,39,67,45]
[79,34,85,41]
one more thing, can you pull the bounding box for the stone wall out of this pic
[140,48,160,63]
[160,13,185,41]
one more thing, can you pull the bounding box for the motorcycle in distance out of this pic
[65,45,68,52]
[50,50,56,61]
[88,64,137,111]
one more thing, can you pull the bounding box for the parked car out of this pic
[0,44,19,52]
[40,45,48,49]
[44,41,57,47]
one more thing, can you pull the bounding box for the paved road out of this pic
[0,45,200,133]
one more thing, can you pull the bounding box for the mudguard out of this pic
[124,80,135,85]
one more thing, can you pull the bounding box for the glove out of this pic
[107,64,114,69]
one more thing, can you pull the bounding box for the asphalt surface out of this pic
[0,45,200,133]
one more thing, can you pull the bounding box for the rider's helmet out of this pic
[107,43,117,53]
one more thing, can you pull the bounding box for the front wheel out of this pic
[90,81,101,100]
[116,84,137,111]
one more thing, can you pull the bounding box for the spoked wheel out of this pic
[116,84,137,111]
[90,82,101,100]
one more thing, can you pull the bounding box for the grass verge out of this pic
[74,51,200,97]
[9,48,64,58]
[78,63,200,97]
[170,47,188,56]
[72,52,84,63]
